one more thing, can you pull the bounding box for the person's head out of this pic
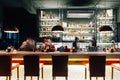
[64,46,68,49]
[92,37,96,41]
[26,37,33,41]
[48,39,52,43]
[75,37,79,41]
[44,39,52,45]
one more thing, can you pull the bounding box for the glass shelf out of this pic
[40,18,60,21]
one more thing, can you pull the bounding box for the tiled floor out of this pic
[0,65,120,80]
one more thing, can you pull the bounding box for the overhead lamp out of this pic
[52,25,64,32]
[4,26,19,33]
[99,25,112,32]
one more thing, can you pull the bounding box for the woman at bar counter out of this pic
[38,38,55,52]
[18,37,36,51]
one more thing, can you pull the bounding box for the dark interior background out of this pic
[1,7,38,49]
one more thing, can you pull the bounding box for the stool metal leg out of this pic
[42,66,43,79]
[96,77,98,80]
[24,76,26,80]
[17,67,19,80]
[66,76,68,80]
[38,76,39,80]
[111,67,113,80]
[53,77,55,80]
[9,76,11,80]
[103,77,105,80]
[6,76,8,80]
[90,77,91,80]
[85,67,87,80]
[31,76,32,80]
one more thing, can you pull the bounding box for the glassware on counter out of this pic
[6,46,14,52]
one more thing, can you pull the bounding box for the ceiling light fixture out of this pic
[99,25,112,32]
[52,25,64,32]
[4,26,19,33]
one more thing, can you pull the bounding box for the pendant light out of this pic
[52,25,64,32]
[99,25,112,32]
[4,26,19,33]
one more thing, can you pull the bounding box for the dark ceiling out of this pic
[0,0,120,14]
[66,0,96,6]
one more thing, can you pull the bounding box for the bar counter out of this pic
[0,51,120,58]
[1,51,120,64]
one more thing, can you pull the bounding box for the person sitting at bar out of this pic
[45,39,55,52]
[64,45,70,52]
[38,38,55,52]
[38,44,45,52]
[44,44,52,52]
[57,45,64,52]
[18,38,35,51]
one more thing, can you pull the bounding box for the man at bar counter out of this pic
[72,37,79,52]
[88,37,97,51]
[38,38,55,52]
[91,37,97,48]
[18,37,35,51]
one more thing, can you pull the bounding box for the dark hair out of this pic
[92,37,96,40]
[75,37,79,41]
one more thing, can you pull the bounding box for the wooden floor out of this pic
[0,65,120,80]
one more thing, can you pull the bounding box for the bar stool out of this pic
[52,55,68,80]
[85,56,106,80]
[23,55,43,80]
[111,63,120,80]
[0,55,20,80]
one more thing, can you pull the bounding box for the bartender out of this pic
[89,37,97,51]
[91,37,97,47]
[72,37,79,52]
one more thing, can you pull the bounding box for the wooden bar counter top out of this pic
[0,51,120,64]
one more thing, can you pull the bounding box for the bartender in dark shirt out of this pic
[72,37,79,52]
[91,37,97,51]
[91,37,96,47]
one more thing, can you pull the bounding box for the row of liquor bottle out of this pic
[97,9,113,17]
[62,22,93,28]
[97,19,113,25]
[39,33,92,41]
[41,21,93,28]
[97,9,113,26]
[40,10,59,19]
[40,20,59,26]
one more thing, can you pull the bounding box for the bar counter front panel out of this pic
[1,51,120,64]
